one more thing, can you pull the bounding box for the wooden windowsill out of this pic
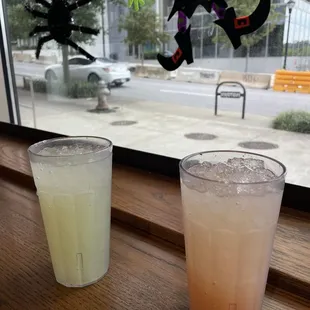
[0,134,309,308]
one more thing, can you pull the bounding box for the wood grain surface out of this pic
[0,135,309,303]
[0,176,309,310]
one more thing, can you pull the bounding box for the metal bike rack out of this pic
[16,74,37,128]
[215,81,246,119]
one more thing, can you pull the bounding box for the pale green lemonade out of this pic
[30,140,112,287]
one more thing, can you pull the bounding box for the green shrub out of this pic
[65,81,98,98]
[272,110,310,134]
[14,45,37,50]
[23,78,47,93]
[23,78,98,98]
[144,51,158,60]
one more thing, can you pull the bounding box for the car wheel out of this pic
[45,70,57,82]
[88,73,100,84]
[115,82,124,87]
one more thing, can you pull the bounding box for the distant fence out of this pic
[273,70,310,94]
[12,52,57,65]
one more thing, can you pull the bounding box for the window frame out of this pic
[0,0,20,125]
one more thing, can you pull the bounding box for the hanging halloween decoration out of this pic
[158,0,271,70]
[214,0,271,49]
[212,1,226,19]
[25,0,99,61]
[168,0,228,21]
[157,11,193,71]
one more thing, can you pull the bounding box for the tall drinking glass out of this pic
[179,151,286,310]
[28,136,112,287]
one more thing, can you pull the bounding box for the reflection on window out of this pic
[2,0,310,188]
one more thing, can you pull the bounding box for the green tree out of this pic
[214,0,282,72]
[118,0,169,66]
[285,41,310,57]
[6,0,124,85]
[7,3,37,41]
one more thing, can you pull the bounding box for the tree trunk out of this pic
[141,45,144,67]
[62,45,70,83]
[138,45,141,62]
[245,46,250,72]
[62,45,70,96]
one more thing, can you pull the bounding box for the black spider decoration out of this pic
[25,0,99,61]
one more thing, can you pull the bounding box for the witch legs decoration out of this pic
[157,0,271,71]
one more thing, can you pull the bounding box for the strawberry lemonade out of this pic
[180,152,286,310]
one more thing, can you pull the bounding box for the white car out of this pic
[44,55,131,86]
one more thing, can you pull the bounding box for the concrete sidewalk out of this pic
[18,90,310,187]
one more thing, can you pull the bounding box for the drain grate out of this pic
[110,120,138,126]
[184,133,217,141]
[238,141,279,150]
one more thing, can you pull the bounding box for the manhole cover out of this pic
[184,133,217,140]
[238,141,279,150]
[110,120,138,126]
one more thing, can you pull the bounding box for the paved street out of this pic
[14,62,310,118]
[17,88,310,188]
[14,62,45,77]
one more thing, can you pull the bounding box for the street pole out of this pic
[103,0,110,58]
[101,7,105,57]
[283,7,293,69]
[163,23,167,53]
[215,26,218,58]
[200,13,203,59]
[265,22,269,58]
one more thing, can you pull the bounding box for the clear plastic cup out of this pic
[180,151,286,310]
[28,136,112,287]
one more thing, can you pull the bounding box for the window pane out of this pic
[2,0,310,188]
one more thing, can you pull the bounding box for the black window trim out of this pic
[0,0,21,125]
[0,121,309,214]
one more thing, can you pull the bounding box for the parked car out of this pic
[163,50,174,57]
[44,55,131,87]
[97,57,136,73]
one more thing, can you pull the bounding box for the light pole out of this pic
[283,0,295,69]
[101,7,105,57]
[163,22,167,53]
